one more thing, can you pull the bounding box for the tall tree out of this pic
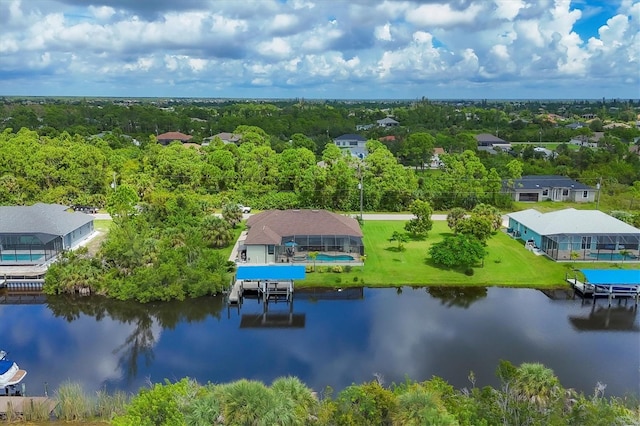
[405,199,433,237]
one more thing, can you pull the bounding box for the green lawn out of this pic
[301,220,600,289]
[93,220,112,232]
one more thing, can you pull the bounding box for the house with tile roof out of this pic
[506,208,640,261]
[376,117,399,127]
[203,132,242,146]
[0,203,94,265]
[241,210,364,265]
[156,131,193,145]
[506,175,597,203]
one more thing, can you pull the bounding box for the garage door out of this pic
[518,193,539,202]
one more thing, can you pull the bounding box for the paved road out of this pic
[91,212,441,221]
[92,212,508,227]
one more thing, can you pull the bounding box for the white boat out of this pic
[0,351,27,390]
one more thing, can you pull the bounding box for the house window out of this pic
[581,236,591,250]
[583,191,588,198]
[562,189,569,196]
[349,141,358,146]
[267,245,274,255]
[542,189,548,196]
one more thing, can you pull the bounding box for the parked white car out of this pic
[238,204,251,214]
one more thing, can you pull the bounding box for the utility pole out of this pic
[596,176,602,210]
[358,164,364,221]
[111,171,117,191]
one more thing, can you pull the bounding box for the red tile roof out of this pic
[245,210,363,245]
[157,131,192,142]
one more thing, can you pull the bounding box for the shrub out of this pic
[335,277,342,284]
[305,265,314,273]
[344,265,353,273]
[332,265,343,273]
[465,268,475,276]
[353,276,359,283]
[55,382,92,422]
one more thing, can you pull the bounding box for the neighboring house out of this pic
[506,208,640,261]
[569,135,598,148]
[377,117,400,127]
[0,203,94,266]
[334,134,368,159]
[203,132,242,146]
[565,122,587,130]
[242,210,364,265]
[507,175,596,202]
[430,147,446,168]
[533,147,554,158]
[156,131,193,145]
[476,133,511,154]
[356,124,375,131]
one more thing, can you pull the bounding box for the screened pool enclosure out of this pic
[0,233,62,264]
[540,233,640,261]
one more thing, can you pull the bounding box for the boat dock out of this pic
[567,270,640,307]
[0,279,44,291]
[228,280,294,306]
[0,396,57,419]
[227,265,306,312]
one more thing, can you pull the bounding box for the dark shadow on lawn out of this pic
[424,256,483,273]
[385,246,406,253]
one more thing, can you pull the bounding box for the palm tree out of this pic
[619,249,631,263]
[512,362,561,407]
[271,376,318,422]
[222,202,243,228]
[308,251,319,271]
[202,216,233,248]
[393,387,457,425]
[216,380,274,425]
[181,384,222,426]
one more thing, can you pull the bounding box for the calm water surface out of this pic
[1,287,638,397]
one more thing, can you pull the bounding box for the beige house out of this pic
[242,210,364,265]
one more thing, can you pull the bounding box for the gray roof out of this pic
[513,175,593,190]
[335,134,367,142]
[377,117,399,124]
[0,203,94,235]
[475,133,507,143]
[245,209,363,245]
[507,208,640,236]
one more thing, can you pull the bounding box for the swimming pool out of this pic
[315,254,355,262]
[0,253,44,262]
[588,252,637,261]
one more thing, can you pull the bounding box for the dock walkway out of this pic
[0,396,56,417]
[567,275,640,306]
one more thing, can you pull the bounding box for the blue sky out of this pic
[0,0,638,99]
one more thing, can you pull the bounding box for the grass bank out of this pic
[300,220,633,288]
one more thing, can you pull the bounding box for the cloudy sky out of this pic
[0,0,638,99]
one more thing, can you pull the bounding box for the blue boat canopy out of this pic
[580,269,640,286]
[236,265,306,281]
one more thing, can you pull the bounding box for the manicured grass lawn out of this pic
[301,221,577,288]
[93,219,112,232]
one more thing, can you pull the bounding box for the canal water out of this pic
[0,287,638,398]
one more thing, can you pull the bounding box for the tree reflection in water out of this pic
[427,286,488,308]
[45,295,226,381]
